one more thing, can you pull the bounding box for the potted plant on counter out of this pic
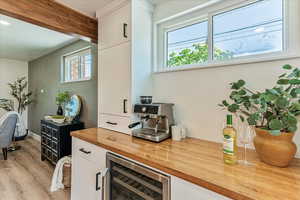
[219,65,300,167]
[56,91,70,116]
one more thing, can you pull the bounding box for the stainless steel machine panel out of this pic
[129,103,175,142]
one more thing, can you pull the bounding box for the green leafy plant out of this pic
[9,77,33,114]
[167,44,233,67]
[0,77,33,114]
[56,91,70,106]
[219,65,300,136]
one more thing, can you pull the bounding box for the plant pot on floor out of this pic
[254,128,297,167]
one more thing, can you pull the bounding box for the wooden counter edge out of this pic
[71,132,253,200]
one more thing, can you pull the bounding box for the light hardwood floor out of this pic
[0,137,70,200]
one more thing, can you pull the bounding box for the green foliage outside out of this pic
[167,44,233,67]
[219,65,300,135]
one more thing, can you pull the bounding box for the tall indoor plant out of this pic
[0,77,33,145]
[0,77,33,116]
[8,77,33,115]
[219,65,299,167]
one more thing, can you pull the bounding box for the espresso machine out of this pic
[128,103,175,142]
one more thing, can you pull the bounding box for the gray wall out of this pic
[28,40,98,134]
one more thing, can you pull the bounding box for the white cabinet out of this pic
[97,0,153,134]
[71,137,231,200]
[171,176,231,200]
[71,153,102,200]
[99,3,131,49]
[71,138,108,200]
[98,42,131,117]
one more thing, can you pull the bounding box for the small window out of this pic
[167,20,208,67]
[213,0,283,60]
[157,0,285,71]
[62,48,92,83]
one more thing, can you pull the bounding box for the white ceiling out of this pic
[56,0,112,18]
[56,0,171,18]
[0,14,77,62]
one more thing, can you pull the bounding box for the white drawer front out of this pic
[98,113,131,134]
[72,137,107,168]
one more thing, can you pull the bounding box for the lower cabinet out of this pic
[72,154,103,200]
[71,138,107,200]
[71,138,230,200]
[171,176,230,200]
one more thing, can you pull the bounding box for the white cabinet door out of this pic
[71,155,102,200]
[99,3,131,50]
[98,42,131,117]
[171,176,231,200]
[71,138,108,200]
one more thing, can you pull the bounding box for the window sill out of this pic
[154,53,300,74]
[62,78,92,84]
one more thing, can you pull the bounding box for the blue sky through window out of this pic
[168,21,208,51]
[213,0,283,59]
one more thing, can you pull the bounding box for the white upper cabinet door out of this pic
[99,3,131,50]
[99,42,131,117]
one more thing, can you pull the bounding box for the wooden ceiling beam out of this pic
[0,0,98,43]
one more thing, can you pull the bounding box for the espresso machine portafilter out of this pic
[128,103,175,142]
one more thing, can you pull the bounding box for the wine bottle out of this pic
[223,114,238,165]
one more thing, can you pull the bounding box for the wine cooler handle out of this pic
[96,172,101,191]
[101,168,109,200]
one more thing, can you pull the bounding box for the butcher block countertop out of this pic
[71,128,300,200]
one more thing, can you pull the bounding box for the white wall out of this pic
[0,59,29,127]
[152,0,300,158]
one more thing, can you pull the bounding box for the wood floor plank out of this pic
[0,137,70,200]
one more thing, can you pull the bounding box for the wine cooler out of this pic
[105,153,170,200]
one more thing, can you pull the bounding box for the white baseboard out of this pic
[28,131,41,142]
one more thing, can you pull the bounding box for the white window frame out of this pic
[61,46,92,83]
[154,0,296,73]
[164,17,210,68]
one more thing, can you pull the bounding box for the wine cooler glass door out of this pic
[106,153,170,200]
